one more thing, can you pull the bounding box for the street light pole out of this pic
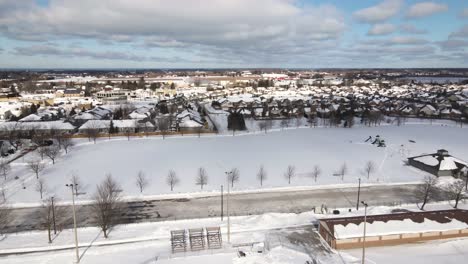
[361,201,368,264]
[356,178,361,211]
[225,171,231,244]
[51,196,57,235]
[66,183,80,264]
[221,185,224,221]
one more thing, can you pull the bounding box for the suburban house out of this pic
[318,209,468,249]
[0,121,76,135]
[78,119,155,134]
[408,149,468,177]
[176,109,205,132]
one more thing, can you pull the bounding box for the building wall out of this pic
[333,228,468,249]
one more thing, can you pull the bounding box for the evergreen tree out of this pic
[30,104,37,114]
[69,108,77,117]
[109,120,116,134]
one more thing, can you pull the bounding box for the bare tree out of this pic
[3,123,21,150]
[284,165,296,184]
[70,173,84,196]
[124,128,132,141]
[36,178,47,199]
[266,119,273,132]
[0,200,11,236]
[84,121,100,144]
[196,126,203,138]
[280,119,289,130]
[295,117,301,128]
[463,172,468,191]
[195,167,208,190]
[44,145,60,164]
[38,146,47,160]
[257,165,267,186]
[0,160,10,181]
[59,137,74,154]
[445,180,466,209]
[158,117,170,139]
[364,161,376,179]
[258,121,267,134]
[41,197,61,243]
[135,171,149,193]
[27,160,45,179]
[31,130,46,147]
[228,168,240,188]
[416,176,438,210]
[311,165,321,182]
[0,182,6,201]
[92,174,122,238]
[166,170,179,191]
[338,162,348,181]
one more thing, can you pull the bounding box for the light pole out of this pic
[51,196,57,234]
[66,183,80,264]
[356,178,361,210]
[224,171,232,244]
[221,185,224,221]
[361,201,368,264]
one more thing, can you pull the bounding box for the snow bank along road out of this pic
[4,183,444,233]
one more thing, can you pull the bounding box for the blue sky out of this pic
[0,0,467,68]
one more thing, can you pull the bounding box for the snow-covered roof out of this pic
[334,218,468,239]
[19,114,42,122]
[440,157,468,170]
[413,155,439,166]
[411,152,467,171]
[79,120,154,130]
[0,121,75,131]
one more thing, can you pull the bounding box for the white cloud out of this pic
[353,0,403,23]
[12,44,209,63]
[461,8,468,18]
[399,23,428,34]
[405,2,448,19]
[0,0,346,65]
[368,24,396,35]
[437,39,468,50]
[449,25,468,39]
[389,36,429,45]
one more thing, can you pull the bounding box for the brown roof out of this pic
[320,209,468,238]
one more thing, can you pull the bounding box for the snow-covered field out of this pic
[3,123,467,204]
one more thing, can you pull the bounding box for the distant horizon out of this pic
[2,67,468,72]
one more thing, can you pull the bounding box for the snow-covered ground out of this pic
[2,123,467,204]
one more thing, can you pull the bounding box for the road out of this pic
[3,183,444,233]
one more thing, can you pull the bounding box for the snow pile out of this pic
[334,218,468,239]
[233,247,311,264]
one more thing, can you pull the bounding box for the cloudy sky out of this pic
[0,0,467,68]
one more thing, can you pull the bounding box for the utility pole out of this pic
[225,171,232,244]
[51,196,57,235]
[361,201,368,264]
[221,185,224,221]
[66,183,80,263]
[356,178,361,210]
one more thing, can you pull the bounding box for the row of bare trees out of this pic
[134,167,210,194]
[139,161,377,192]
[416,175,467,210]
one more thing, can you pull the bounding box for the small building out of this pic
[319,209,468,249]
[408,149,467,177]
